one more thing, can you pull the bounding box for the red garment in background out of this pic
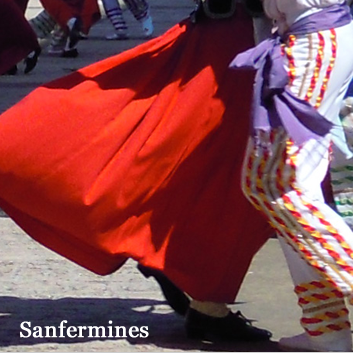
[40,0,82,28]
[14,0,29,13]
[81,0,101,34]
[40,0,100,33]
[0,6,271,302]
[0,0,39,75]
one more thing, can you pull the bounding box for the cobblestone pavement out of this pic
[0,214,288,352]
[1,1,350,352]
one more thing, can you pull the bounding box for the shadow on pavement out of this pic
[0,296,280,351]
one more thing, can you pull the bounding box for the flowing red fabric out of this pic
[0,7,271,302]
[0,0,39,75]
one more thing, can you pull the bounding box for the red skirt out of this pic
[0,7,271,302]
[0,0,39,74]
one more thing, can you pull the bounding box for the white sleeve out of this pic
[263,0,345,18]
[262,0,282,20]
[302,0,345,6]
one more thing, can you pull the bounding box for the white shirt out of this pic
[263,0,346,33]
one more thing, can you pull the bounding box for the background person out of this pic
[0,0,41,75]
[102,0,153,39]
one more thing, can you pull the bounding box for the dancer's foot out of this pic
[140,15,153,38]
[61,48,79,58]
[279,333,319,352]
[24,47,41,74]
[66,17,81,49]
[185,308,272,342]
[48,26,66,56]
[79,32,88,40]
[105,29,128,40]
[279,332,352,352]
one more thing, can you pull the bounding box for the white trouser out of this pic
[242,22,353,350]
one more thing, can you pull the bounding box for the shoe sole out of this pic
[61,49,79,58]
[105,36,129,40]
[278,342,319,352]
[186,324,271,343]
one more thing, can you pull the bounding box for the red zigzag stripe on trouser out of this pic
[241,129,353,350]
[293,278,351,349]
[242,130,353,293]
[294,279,350,337]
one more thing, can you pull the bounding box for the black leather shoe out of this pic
[137,264,190,316]
[67,17,82,49]
[185,308,272,342]
[24,47,41,74]
[61,48,79,58]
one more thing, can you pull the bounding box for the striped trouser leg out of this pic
[102,0,127,32]
[278,236,352,350]
[49,25,67,53]
[29,9,56,39]
[242,129,353,294]
[242,129,353,349]
[295,277,351,350]
[124,0,149,21]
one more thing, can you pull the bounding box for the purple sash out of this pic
[230,4,352,145]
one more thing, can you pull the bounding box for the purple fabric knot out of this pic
[229,4,351,145]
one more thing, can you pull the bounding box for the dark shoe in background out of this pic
[67,17,82,50]
[24,47,41,74]
[61,48,79,58]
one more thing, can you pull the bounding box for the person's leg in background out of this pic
[29,9,56,40]
[103,0,153,40]
[39,0,83,52]
[102,0,128,40]
[124,0,153,37]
